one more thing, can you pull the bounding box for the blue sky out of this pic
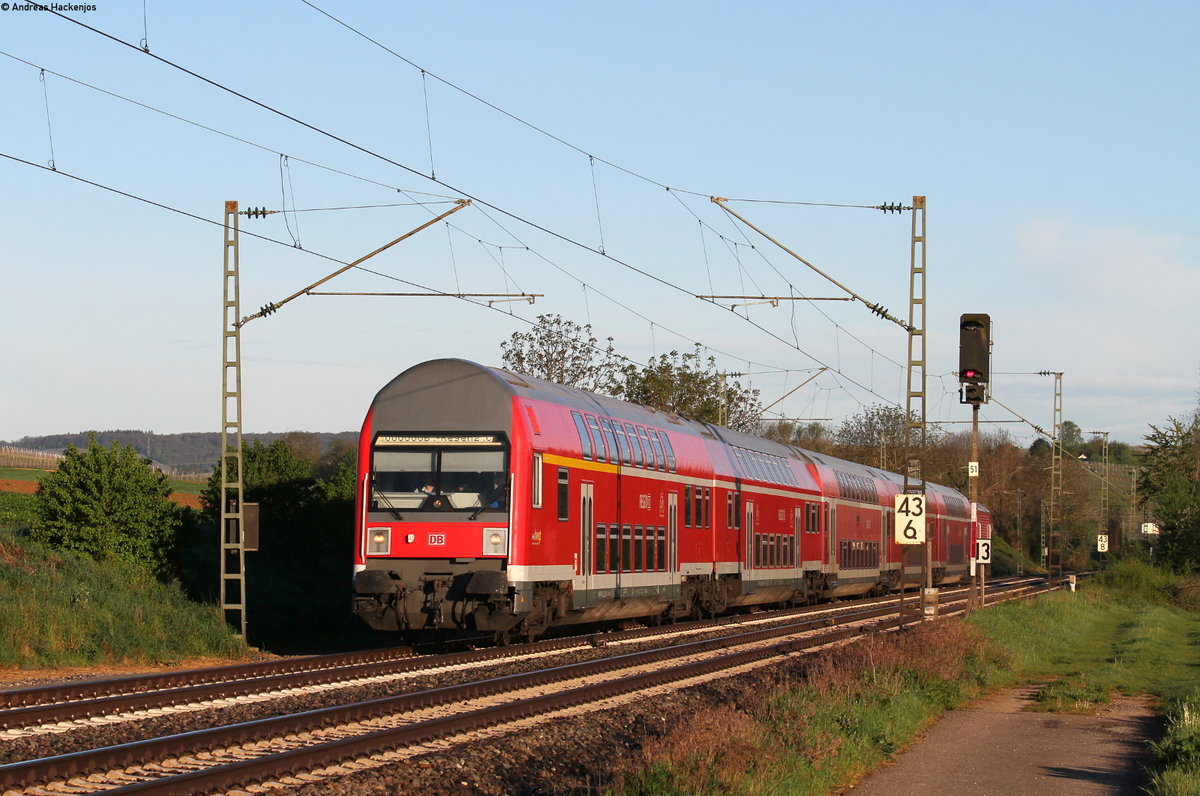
[1,1,1196,447]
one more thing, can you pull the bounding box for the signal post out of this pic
[959,313,991,611]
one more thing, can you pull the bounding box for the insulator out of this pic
[260,302,278,317]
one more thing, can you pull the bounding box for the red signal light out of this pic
[962,369,982,381]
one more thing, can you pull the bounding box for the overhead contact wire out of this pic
[36,11,900,412]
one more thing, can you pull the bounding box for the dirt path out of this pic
[846,687,1160,795]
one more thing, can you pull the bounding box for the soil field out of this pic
[0,479,202,509]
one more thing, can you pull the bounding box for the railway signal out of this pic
[958,313,991,383]
[958,314,990,406]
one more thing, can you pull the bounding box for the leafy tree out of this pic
[761,420,835,454]
[623,347,762,433]
[31,434,179,575]
[502,317,763,433]
[501,314,624,395]
[1137,412,1200,569]
[1029,438,1052,459]
[1061,420,1085,455]
[201,439,317,528]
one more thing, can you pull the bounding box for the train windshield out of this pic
[371,434,509,513]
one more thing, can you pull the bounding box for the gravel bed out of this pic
[0,624,776,768]
[291,656,804,796]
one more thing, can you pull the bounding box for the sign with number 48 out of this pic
[894,494,926,544]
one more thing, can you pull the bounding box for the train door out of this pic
[668,491,678,572]
[881,508,892,569]
[744,500,756,572]
[793,506,804,577]
[579,482,594,591]
[825,502,837,567]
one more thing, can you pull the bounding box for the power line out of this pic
[0,48,457,200]
[34,10,908,416]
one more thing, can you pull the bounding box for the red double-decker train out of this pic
[352,359,990,640]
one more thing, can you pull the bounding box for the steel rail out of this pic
[0,588,942,728]
[1,578,1059,794]
[0,602,903,791]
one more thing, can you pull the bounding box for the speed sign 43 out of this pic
[894,494,926,545]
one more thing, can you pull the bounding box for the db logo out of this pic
[428,534,446,546]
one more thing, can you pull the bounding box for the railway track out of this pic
[0,577,1054,795]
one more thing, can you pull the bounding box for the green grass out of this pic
[0,491,38,529]
[0,529,248,667]
[0,466,49,482]
[1148,690,1200,795]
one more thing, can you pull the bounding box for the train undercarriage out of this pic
[353,561,950,642]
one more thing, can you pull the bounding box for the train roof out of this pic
[371,359,972,504]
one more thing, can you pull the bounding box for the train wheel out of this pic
[493,629,512,646]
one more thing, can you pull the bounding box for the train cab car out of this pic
[352,358,985,640]
[353,359,738,638]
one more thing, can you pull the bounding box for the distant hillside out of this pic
[1,430,357,477]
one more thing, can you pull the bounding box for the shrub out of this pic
[31,434,179,576]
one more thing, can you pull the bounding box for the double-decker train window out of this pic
[659,432,677,472]
[585,416,609,462]
[620,525,632,573]
[557,468,569,521]
[608,524,620,573]
[634,526,644,572]
[571,412,594,461]
[611,421,633,465]
[636,427,656,469]
[595,524,608,573]
[749,451,766,482]
[684,485,693,527]
[806,502,820,533]
[647,429,668,472]
[702,487,711,528]
[623,422,645,467]
[598,418,620,465]
[732,448,747,478]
